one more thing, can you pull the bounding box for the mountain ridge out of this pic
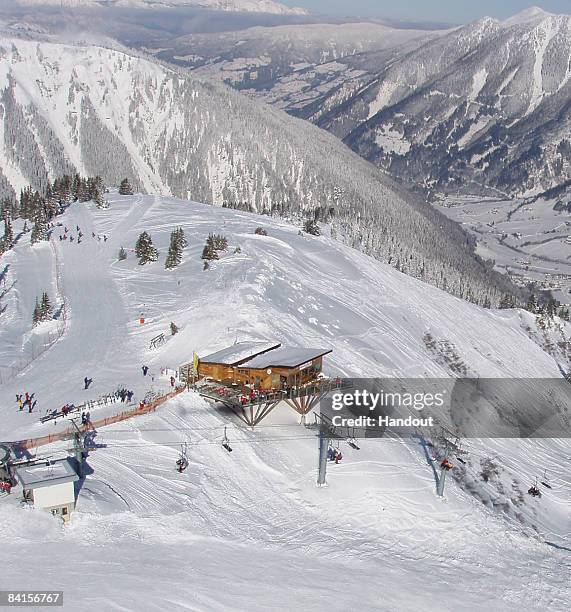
[13,0,309,14]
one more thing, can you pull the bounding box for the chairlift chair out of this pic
[528,477,542,497]
[347,429,360,450]
[176,443,189,472]
[222,426,233,452]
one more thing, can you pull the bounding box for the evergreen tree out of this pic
[32,298,42,326]
[546,297,559,319]
[526,293,538,313]
[165,229,182,269]
[118,247,127,261]
[135,231,158,265]
[254,227,267,236]
[40,292,52,321]
[119,178,134,196]
[30,208,48,245]
[175,227,187,248]
[2,210,13,249]
[303,219,320,236]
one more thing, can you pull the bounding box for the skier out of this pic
[170,376,175,388]
[334,450,343,464]
[142,365,149,376]
[327,446,336,461]
[441,458,453,471]
[25,392,31,409]
[84,377,93,389]
[61,404,69,417]
[17,397,23,411]
[127,390,134,403]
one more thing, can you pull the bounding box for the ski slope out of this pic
[0,194,570,610]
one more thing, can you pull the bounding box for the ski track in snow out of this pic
[0,194,569,610]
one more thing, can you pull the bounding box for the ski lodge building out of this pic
[14,458,79,523]
[187,341,332,391]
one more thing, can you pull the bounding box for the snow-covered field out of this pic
[1,194,570,610]
[437,195,571,304]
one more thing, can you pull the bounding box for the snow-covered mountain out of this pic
[151,22,434,91]
[316,9,571,199]
[0,194,569,609]
[0,36,521,305]
[15,0,309,15]
[183,9,571,200]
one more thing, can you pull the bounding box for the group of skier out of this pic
[16,392,35,413]
[57,224,108,244]
[116,388,135,403]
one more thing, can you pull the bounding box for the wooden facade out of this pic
[188,342,332,391]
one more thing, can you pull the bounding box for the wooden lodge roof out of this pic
[199,342,332,370]
[200,341,281,366]
[245,347,333,369]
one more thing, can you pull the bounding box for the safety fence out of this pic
[15,387,184,450]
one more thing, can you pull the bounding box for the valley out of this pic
[437,195,571,304]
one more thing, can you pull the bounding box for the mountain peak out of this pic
[502,6,553,26]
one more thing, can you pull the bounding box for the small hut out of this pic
[15,459,79,523]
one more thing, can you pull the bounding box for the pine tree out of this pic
[135,231,158,265]
[526,293,538,313]
[93,188,108,209]
[175,227,187,248]
[303,219,320,236]
[201,242,218,261]
[546,298,559,319]
[118,247,127,261]
[32,298,42,326]
[2,210,13,249]
[30,207,48,245]
[40,292,52,321]
[119,178,134,196]
[165,229,182,269]
[254,227,267,236]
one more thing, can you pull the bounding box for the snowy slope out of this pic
[0,194,569,609]
[1,192,567,442]
[0,35,525,307]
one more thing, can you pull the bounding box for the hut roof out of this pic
[245,347,332,369]
[200,341,281,366]
[15,458,79,490]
